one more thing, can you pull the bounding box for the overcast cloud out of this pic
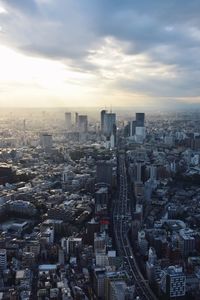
[0,0,200,107]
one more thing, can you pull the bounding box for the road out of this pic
[113,154,157,300]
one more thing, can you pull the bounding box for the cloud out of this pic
[0,0,200,103]
[3,0,38,14]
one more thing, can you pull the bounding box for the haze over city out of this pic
[0,0,200,108]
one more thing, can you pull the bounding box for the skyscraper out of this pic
[135,113,146,143]
[78,115,88,133]
[101,110,107,133]
[104,113,116,136]
[101,110,116,136]
[65,112,72,130]
[136,113,145,127]
[40,133,53,151]
[93,268,106,299]
[131,120,136,137]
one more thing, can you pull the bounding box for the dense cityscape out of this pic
[0,108,199,299]
[1,0,200,299]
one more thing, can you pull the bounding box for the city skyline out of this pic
[0,1,200,108]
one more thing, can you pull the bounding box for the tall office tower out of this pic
[136,113,145,127]
[65,112,72,130]
[135,113,146,143]
[109,280,128,300]
[0,249,7,270]
[150,165,157,181]
[146,247,160,285]
[112,123,117,146]
[124,122,130,137]
[131,120,136,136]
[78,115,88,133]
[40,133,53,151]
[109,123,117,149]
[101,110,107,132]
[138,230,148,256]
[134,162,145,183]
[136,162,142,182]
[93,268,106,299]
[160,266,186,299]
[179,229,195,258]
[104,113,116,136]
[75,112,79,127]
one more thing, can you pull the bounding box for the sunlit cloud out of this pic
[0,6,7,14]
[0,0,200,107]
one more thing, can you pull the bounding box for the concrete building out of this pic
[150,165,157,181]
[138,230,148,256]
[94,232,106,253]
[136,113,145,127]
[65,112,72,131]
[103,113,116,136]
[78,115,88,133]
[65,237,82,256]
[109,280,127,300]
[40,133,53,151]
[160,266,186,299]
[0,249,7,270]
[130,112,145,143]
[101,110,107,133]
[179,229,195,257]
[130,120,136,137]
[95,252,109,267]
[95,187,109,215]
[93,268,106,299]
[146,247,161,285]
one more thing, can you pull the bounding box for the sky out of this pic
[0,0,200,108]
